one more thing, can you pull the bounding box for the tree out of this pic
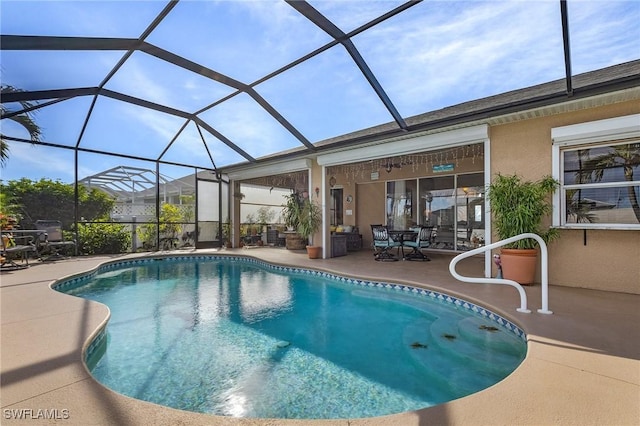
[1,85,42,166]
[0,178,115,229]
[0,191,22,223]
[580,143,640,223]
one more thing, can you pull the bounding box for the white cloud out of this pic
[108,58,174,107]
[199,93,300,158]
[357,0,639,115]
[307,1,404,33]
[1,143,75,183]
[213,1,332,78]
[567,1,640,71]
[355,1,566,113]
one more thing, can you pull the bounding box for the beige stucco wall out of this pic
[356,182,386,249]
[490,99,640,294]
[552,228,639,292]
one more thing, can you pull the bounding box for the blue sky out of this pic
[1,0,639,184]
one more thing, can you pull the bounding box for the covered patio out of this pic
[1,250,638,424]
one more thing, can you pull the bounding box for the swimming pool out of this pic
[55,255,526,419]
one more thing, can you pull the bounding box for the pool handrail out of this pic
[449,233,552,315]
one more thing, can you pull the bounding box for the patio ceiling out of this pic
[1,0,639,182]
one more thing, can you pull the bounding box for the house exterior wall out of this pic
[489,99,640,294]
[261,98,638,294]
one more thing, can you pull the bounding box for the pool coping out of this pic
[2,250,638,425]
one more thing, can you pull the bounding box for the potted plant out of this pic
[282,193,301,231]
[282,192,305,250]
[297,197,322,259]
[487,173,559,285]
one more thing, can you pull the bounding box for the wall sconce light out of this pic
[315,187,320,197]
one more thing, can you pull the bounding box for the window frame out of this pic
[552,114,640,230]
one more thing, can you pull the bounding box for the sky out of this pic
[1,0,639,184]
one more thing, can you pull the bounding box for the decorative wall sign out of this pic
[433,163,455,173]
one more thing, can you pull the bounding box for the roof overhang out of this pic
[226,159,312,181]
[316,125,488,166]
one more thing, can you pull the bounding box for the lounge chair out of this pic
[371,224,401,261]
[34,220,76,260]
[1,233,36,270]
[402,226,433,261]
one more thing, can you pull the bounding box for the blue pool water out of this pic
[58,256,526,419]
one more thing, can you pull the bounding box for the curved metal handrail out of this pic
[449,233,552,314]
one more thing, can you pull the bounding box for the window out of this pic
[386,180,417,230]
[552,115,640,229]
[330,188,343,226]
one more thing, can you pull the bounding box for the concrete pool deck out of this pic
[1,248,638,425]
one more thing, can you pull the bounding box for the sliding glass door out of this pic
[387,172,485,251]
[386,180,417,230]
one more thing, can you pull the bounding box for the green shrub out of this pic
[76,222,131,255]
[139,203,183,249]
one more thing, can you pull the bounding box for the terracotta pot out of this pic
[306,245,322,259]
[500,248,538,285]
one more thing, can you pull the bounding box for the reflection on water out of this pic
[239,271,292,322]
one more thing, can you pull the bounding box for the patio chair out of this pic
[371,224,401,261]
[402,226,433,261]
[34,220,76,261]
[1,233,36,270]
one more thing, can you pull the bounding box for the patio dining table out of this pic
[388,229,418,241]
[387,229,418,258]
[388,228,434,260]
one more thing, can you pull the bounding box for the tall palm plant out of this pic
[0,85,42,166]
[581,143,640,223]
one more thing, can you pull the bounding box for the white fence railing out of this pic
[448,233,552,314]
